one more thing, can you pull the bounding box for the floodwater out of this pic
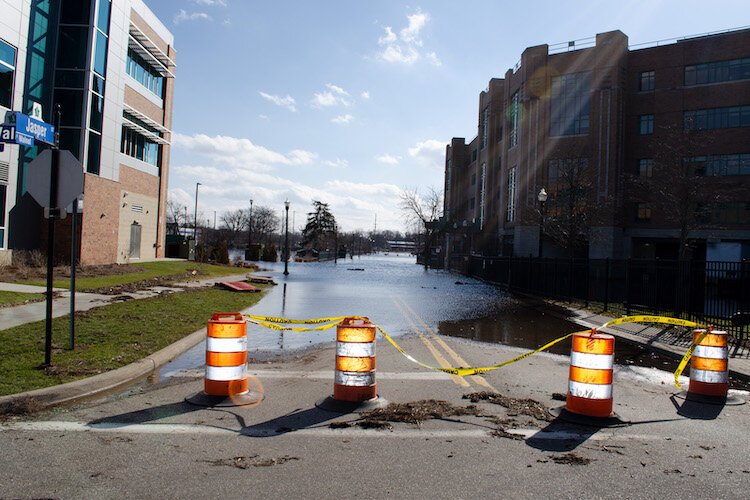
[159,253,705,383]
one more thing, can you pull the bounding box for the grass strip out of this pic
[0,286,267,396]
[0,291,45,308]
[23,261,250,291]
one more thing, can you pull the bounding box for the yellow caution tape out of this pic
[602,315,700,329]
[244,313,707,385]
[377,325,580,376]
[245,315,351,325]
[673,329,709,389]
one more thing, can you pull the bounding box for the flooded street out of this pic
[162,253,681,378]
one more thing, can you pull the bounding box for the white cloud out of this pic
[194,0,227,6]
[408,139,445,157]
[170,133,410,231]
[376,10,438,66]
[331,114,353,124]
[172,133,315,169]
[360,91,370,100]
[323,158,349,168]
[258,114,269,120]
[311,83,354,108]
[375,153,400,165]
[426,52,442,67]
[259,91,297,112]
[407,139,446,169]
[173,9,212,24]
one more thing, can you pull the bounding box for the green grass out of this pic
[0,286,268,396]
[0,291,45,308]
[22,261,248,291]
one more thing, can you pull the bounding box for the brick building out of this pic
[0,0,174,265]
[443,28,750,264]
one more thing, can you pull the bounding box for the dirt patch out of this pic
[203,455,299,469]
[463,391,553,422]
[356,399,485,429]
[0,263,145,282]
[548,452,591,465]
[0,397,46,418]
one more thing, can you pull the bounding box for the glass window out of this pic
[89,93,103,132]
[685,58,750,86]
[0,40,16,109]
[506,166,517,222]
[55,89,84,127]
[97,0,111,33]
[638,159,653,177]
[639,71,655,91]
[550,72,591,136]
[87,131,101,174]
[639,114,654,135]
[684,106,750,131]
[55,69,86,89]
[93,30,108,77]
[636,203,651,221]
[126,48,164,98]
[60,0,93,24]
[59,128,82,159]
[509,91,520,147]
[0,183,6,248]
[120,125,160,167]
[685,153,750,176]
[57,26,89,69]
[92,74,105,95]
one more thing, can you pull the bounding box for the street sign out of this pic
[25,149,84,209]
[14,112,55,145]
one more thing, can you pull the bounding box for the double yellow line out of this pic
[392,297,497,392]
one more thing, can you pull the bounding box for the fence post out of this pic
[603,258,610,312]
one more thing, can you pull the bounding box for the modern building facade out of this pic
[443,28,750,264]
[0,0,174,265]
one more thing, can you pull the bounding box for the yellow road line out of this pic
[398,299,498,392]
[392,299,470,387]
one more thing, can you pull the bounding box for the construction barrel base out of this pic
[549,406,630,428]
[315,395,389,413]
[672,391,745,406]
[185,390,264,408]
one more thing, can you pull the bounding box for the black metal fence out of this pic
[452,255,750,338]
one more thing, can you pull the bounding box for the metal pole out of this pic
[69,196,78,350]
[44,104,62,366]
[193,182,200,245]
[283,201,290,275]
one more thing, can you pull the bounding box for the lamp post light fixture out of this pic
[283,200,290,275]
[538,187,548,258]
[245,199,253,261]
[194,182,201,243]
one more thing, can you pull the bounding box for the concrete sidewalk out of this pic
[543,300,750,381]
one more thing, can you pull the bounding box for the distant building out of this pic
[0,0,175,265]
[443,28,750,263]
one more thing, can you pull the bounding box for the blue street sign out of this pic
[14,112,54,145]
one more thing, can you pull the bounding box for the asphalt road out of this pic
[2,331,749,499]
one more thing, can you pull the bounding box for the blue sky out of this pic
[152,0,750,232]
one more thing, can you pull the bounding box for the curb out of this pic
[0,327,207,413]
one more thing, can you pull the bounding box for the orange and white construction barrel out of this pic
[565,330,615,418]
[186,312,262,407]
[688,329,728,398]
[317,317,388,412]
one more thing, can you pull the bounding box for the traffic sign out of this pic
[25,149,84,209]
[0,112,55,146]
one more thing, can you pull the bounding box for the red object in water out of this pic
[215,281,261,292]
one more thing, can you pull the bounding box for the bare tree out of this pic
[220,208,247,246]
[542,158,593,257]
[167,199,188,235]
[628,123,732,260]
[399,187,443,268]
[248,206,280,245]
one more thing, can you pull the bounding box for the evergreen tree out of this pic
[301,200,337,249]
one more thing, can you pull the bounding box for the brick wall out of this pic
[80,174,120,265]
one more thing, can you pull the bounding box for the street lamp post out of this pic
[194,183,201,257]
[538,187,547,258]
[245,199,253,261]
[283,200,290,275]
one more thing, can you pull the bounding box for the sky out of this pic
[149,0,750,233]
